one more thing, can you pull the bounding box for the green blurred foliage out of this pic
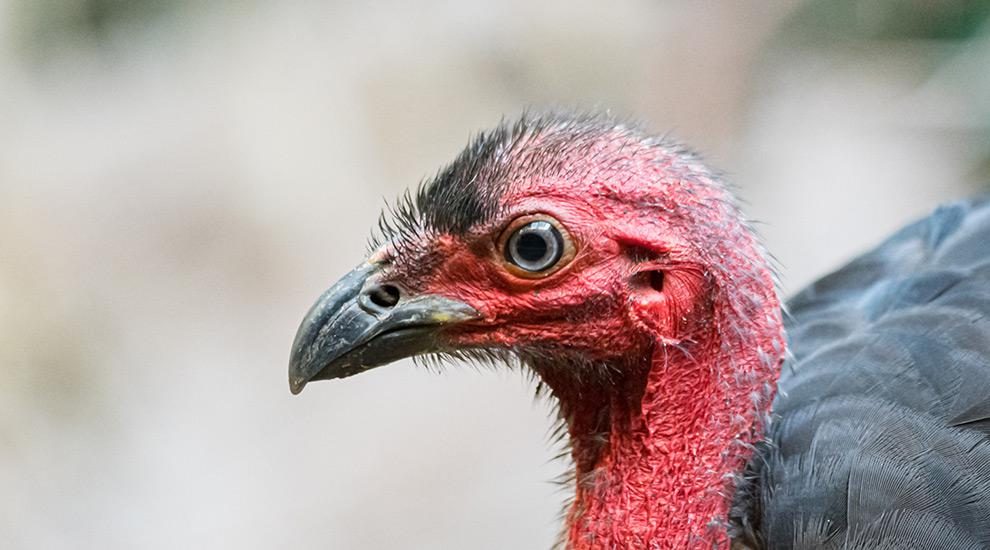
[786,0,990,41]
[15,0,189,60]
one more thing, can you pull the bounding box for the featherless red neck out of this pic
[289,114,787,549]
[549,189,785,547]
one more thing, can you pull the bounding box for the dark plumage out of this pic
[733,197,990,548]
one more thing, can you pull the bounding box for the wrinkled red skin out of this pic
[385,136,785,549]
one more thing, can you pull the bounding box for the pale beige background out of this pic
[1,1,987,548]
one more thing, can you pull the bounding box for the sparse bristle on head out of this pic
[369,111,670,254]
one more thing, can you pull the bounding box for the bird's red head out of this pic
[290,113,785,548]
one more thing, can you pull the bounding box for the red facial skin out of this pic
[383,134,785,549]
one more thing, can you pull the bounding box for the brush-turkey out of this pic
[288,113,990,549]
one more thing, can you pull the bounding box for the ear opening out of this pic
[631,269,666,293]
[647,270,665,292]
[620,240,667,294]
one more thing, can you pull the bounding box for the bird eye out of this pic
[499,215,574,278]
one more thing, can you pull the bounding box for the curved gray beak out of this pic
[288,262,480,394]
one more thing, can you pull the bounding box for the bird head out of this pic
[288,112,786,547]
[288,113,756,396]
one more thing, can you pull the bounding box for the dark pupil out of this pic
[516,232,548,262]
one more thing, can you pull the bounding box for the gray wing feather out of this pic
[733,197,990,549]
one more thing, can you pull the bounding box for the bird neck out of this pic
[560,273,784,548]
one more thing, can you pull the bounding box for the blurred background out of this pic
[1,1,987,548]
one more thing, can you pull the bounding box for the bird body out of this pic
[733,198,990,549]
[289,113,990,549]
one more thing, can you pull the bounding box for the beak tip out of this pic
[289,373,307,395]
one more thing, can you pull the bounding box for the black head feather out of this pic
[369,110,650,254]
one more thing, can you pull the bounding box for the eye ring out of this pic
[497,214,576,279]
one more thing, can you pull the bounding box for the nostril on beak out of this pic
[365,283,401,310]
